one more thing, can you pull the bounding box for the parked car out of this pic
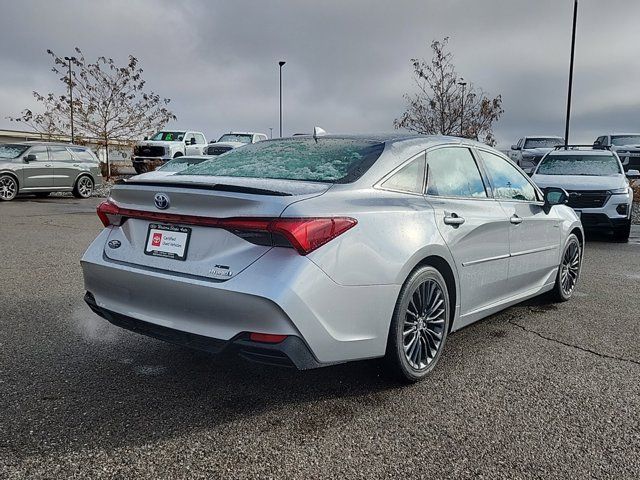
[593,133,640,172]
[205,132,268,156]
[82,134,582,383]
[532,146,634,241]
[132,156,213,180]
[132,130,208,174]
[0,142,102,201]
[509,136,565,174]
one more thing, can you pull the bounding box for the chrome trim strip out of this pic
[510,245,557,257]
[462,254,510,267]
[462,245,557,267]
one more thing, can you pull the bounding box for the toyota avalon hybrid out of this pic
[81,134,583,382]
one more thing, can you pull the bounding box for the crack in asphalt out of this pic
[508,317,640,367]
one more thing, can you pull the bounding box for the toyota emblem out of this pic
[154,193,170,210]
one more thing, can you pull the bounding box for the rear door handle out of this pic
[444,213,465,226]
[510,215,523,225]
[44,164,52,167]
[73,164,80,167]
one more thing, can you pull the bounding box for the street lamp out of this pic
[458,79,467,137]
[279,61,286,137]
[564,0,578,147]
[64,56,77,144]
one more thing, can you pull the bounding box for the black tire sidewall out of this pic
[554,234,581,301]
[387,266,450,382]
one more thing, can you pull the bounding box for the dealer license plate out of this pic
[144,224,191,261]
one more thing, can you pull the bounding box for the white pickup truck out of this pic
[132,130,208,174]
[205,132,268,156]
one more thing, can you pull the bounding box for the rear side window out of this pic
[49,146,73,162]
[179,138,386,183]
[69,147,96,162]
[381,154,425,193]
[480,150,537,201]
[426,147,487,198]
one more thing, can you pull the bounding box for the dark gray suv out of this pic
[0,142,102,201]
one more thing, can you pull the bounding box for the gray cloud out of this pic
[1,0,639,147]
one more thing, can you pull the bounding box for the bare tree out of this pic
[8,47,176,176]
[394,38,503,146]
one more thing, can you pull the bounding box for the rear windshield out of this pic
[178,138,385,183]
[0,144,29,159]
[218,134,253,144]
[524,138,564,149]
[537,154,621,176]
[158,157,207,172]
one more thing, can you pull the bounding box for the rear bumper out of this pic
[81,229,399,365]
[84,292,322,369]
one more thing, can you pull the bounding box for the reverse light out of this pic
[95,200,357,255]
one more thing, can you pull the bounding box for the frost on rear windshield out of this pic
[178,138,385,183]
[537,155,621,176]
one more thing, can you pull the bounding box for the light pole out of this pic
[279,61,286,137]
[458,79,467,137]
[564,0,578,147]
[64,56,76,144]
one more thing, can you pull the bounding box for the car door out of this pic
[184,132,199,155]
[425,146,511,321]
[21,146,53,189]
[49,146,77,188]
[477,149,560,295]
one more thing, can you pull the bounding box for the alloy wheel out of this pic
[0,176,17,200]
[560,240,580,296]
[403,279,446,370]
[77,177,93,198]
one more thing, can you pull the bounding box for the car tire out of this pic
[385,265,450,383]
[73,175,94,199]
[613,220,631,242]
[0,174,18,201]
[173,152,183,158]
[551,233,581,302]
[134,163,149,174]
[34,192,51,198]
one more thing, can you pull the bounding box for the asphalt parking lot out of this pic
[1,197,639,479]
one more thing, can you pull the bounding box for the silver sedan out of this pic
[81,134,583,382]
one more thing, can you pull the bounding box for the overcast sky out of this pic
[1,0,639,148]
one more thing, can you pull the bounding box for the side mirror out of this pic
[189,138,196,145]
[23,154,36,163]
[626,169,640,179]
[543,187,569,214]
[511,144,520,150]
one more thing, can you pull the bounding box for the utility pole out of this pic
[279,61,286,137]
[64,56,77,143]
[564,0,578,146]
[458,79,467,137]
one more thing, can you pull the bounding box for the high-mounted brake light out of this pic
[96,200,357,255]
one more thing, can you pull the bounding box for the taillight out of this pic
[96,200,121,227]
[249,333,288,343]
[95,201,357,255]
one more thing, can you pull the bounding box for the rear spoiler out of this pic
[118,180,292,197]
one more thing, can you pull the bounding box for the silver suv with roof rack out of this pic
[0,142,102,201]
[532,145,635,241]
[593,133,640,172]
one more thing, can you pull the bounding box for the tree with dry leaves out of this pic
[394,38,503,146]
[9,47,176,176]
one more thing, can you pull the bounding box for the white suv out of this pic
[132,130,208,174]
[532,147,634,241]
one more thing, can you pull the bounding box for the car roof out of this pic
[546,149,615,156]
[524,135,564,139]
[13,141,90,148]
[608,133,640,136]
